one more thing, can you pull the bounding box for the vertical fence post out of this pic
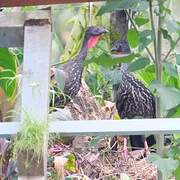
[19,12,51,180]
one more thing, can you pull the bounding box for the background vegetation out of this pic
[0,0,180,179]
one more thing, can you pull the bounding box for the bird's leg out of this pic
[123,137,129,160]
[144,140,150,156]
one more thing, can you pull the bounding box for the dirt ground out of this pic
[48,81,158,180]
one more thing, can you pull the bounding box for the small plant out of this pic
[13,112,48,167]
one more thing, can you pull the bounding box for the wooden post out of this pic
[19,12,51,179]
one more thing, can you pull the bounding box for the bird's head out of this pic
[85,26,108,49]
[111,40,131,54]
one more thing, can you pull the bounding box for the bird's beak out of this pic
[100,28,109,34]
[111,47,118,52]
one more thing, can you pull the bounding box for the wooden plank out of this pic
[19,15,51,179]
[1,119,180,137]
[0,0,103,7]
[0,11,50,27]
[0,122,20,137]
[0,27,24,47]
[0,11,51,47]
[49,119,180,136]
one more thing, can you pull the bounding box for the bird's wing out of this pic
[52,67,67,91]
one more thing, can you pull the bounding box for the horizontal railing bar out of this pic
[0,11,51,47]
[0,118,180,137]
[0,11,50,27]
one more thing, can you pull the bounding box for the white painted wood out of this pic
[0,27,24,47]
[0,119,180,137]
[0,11,50,27]
[21,24,51,121]
[0,122,20,137]
[19,15,51,179]
[0,11,50,47]
[19,176,45,180]
[49,118,180,136]
[1,119,180,137]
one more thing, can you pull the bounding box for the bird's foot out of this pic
[122,138,129,161]
[123,148,129,161]
[144,140,150,156]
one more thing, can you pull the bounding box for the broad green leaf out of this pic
[64,154,76,173]
[97,0,139,16]
[148,153,179,178]
[150,82,180,110]
[161,28,175,48]
[97,0,148,16]
[134,17,149,27]
[139,30,154,51]
[102,68,122,85]
[164,76,180,89]
[89,136,104,148]
[85,53,139,68]
[174,134,180,140]
[167,105,180,118]
[136,65,155,86]
[165,19,180,34]
[0,48,16,72]
[176,54,180,65]
[133,0,148,12]
[163,62,178,78]
[128,57,150,72]
[175,163,180,180]
[0,70,16,98]
[168,146,180,159]
[127,28,139,48]
[53,68,65,91]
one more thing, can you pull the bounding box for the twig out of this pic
[125,10,155,62]
[163,36,180,62]
[96,172,121,180]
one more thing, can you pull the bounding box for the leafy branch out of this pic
[125,10,155,62]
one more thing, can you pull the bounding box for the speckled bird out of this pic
[111,40,156,156]
[51,26,107,108]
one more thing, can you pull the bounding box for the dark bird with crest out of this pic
[51,26,107,108]
[111,40,156,157]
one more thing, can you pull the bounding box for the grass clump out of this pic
[13,112,48,164]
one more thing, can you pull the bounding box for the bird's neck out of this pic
[74,35,89,64]
[120,63,128,75]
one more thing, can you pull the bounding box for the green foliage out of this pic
[86,53,139,68]
[0,48,17,98]
[60,6,88,63]
[85,63,112,103]
[138,30,154,51]
[167,138,180,179]
[147,153,179,179]
[176,54,180,65]
[134,17,149,27]
[161,28,175,48]
[64,154,76,172]
[151,81,180,111]
[13,112,48,164]
[165,19,180,34]
[128,57,150,72]
[127,28,139,48]
[97,0,148,16]
[89,136,104,148]
[102,67,121,85]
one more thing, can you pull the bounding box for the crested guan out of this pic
[51,26,107,108]
[111,40,156,157]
